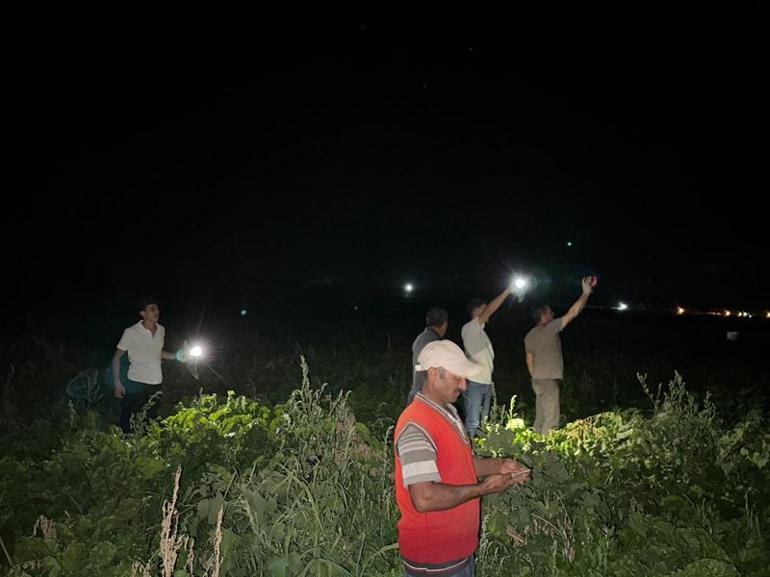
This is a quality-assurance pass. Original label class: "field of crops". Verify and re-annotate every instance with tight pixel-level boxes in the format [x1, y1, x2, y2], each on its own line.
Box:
[1, 311, 768, 576]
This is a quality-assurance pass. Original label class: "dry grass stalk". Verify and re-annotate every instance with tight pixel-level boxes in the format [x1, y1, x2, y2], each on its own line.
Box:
[131, 561, 152, 577]
[212, 505, 224, 577]
[32, 515, 56, 541]
[160, 466, 188, 577]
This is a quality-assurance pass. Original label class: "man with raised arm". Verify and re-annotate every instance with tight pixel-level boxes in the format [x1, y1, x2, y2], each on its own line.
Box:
[525, 276, 595, 435]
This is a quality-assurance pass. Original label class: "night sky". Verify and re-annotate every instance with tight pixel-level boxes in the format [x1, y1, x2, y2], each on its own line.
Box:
[4, 6, 767, 333]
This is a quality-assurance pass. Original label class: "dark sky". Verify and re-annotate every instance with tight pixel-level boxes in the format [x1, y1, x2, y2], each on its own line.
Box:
[4, 5, 767, 325]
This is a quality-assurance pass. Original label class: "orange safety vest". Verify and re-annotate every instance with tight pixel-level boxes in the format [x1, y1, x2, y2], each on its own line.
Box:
[394, 397, 480, 564]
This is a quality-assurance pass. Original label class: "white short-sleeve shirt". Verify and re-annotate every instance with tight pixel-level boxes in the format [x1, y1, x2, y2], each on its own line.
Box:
[461, 317, 494, 385]
[117, 321, 165, 385]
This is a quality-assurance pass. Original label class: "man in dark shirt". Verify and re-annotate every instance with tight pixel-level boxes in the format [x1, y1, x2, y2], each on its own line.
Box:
[407, 307, 448, 403]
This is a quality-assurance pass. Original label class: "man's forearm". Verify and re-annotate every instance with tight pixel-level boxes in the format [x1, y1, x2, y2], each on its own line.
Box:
[568, 292, 590, 318]
[410, 482, 482, 513]
[481, 286, 513, 322]
[112, 351, 123, 384]
[474, 457, 503, 478]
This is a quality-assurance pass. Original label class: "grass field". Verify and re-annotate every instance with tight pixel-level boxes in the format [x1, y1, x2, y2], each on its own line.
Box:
[1, 307, 768, 576]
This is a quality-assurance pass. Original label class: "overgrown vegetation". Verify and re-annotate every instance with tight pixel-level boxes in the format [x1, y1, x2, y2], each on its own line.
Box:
[1, 322, 768, 576]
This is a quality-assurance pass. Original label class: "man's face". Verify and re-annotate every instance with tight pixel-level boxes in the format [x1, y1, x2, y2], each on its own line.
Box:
[540, 307, 554, 324]
[436, 321, 448, 338]
[428, 367, 467, 404]
[472, 304, 487, 319]
[140, 304, 160, 323]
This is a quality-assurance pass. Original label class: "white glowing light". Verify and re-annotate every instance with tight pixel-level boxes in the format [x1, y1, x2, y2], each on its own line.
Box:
[567, 241, 573, 247]
[514, 277, 528, 290]
[190, 345, 203, 358]
[766, 311, 770, 319]
[724, 310, 732, 317]
[404, 283, 414, 293]
[240, 309, 247, 317]
[617, 302, 629, 312]
[676, 306, 685, 315]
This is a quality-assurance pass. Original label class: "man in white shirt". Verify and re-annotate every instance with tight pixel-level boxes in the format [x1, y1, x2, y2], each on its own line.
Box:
[112, 297, 180, 432]
[460, 284, 513, 438]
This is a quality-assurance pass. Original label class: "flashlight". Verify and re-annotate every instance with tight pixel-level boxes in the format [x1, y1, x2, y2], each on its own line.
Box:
[176, 341, 205, 363]
[513, 277, 527, 290]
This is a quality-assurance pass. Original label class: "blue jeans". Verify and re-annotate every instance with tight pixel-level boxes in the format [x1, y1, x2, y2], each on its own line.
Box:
[462, 381, 492, 438]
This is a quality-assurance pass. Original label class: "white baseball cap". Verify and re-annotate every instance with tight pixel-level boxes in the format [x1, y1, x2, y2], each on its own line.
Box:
[415, 340, 482, 379]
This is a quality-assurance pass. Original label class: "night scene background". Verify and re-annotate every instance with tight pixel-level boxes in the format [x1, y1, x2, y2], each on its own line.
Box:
[1, 5, 769, 575]
[5, 6, 767, 332]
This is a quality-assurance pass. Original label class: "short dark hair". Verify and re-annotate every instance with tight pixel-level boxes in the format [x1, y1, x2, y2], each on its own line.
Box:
[467, 298, 485, 315]
[425, 307, 448, 328]
[137, 296, 160, 313]
[532, 305, 551, 322]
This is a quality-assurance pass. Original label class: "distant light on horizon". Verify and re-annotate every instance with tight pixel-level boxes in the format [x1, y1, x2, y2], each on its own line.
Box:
[190, 345, 203, 358]
[724, 310, 732, 317]
[404, 283, 414, 294]
[567, 241, 573, 247]
[676, 306, 685, 315]
[240, 309, 247, 317]
[616, 302, 629, 312]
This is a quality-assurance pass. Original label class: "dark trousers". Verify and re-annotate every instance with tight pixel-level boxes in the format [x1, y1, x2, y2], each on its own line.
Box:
[120, 381, 159, 433]
[404, 556, 474, 577]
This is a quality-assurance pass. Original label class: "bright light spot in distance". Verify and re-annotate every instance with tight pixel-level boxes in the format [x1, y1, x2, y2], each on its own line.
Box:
[190, 345, 203, 358]
[514, 277, 527, 290]
[617, 302, 629, 312]
[676, 306, 685, 315]
[240, 309, 247, 317]
[404, 283, 414, 293]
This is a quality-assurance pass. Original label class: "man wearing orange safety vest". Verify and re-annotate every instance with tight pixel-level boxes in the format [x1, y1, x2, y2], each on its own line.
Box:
[394, 340, 531, 576]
